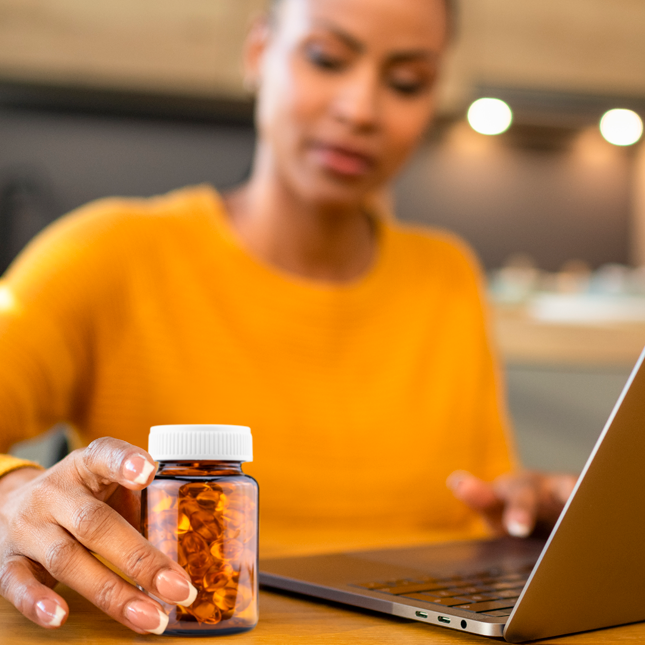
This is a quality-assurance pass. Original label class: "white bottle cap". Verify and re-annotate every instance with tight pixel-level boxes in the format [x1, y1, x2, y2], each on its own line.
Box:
[148, 424, 253, 462]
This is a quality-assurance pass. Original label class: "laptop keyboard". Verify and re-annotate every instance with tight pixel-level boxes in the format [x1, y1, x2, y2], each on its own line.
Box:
[352, 564, 534, 618]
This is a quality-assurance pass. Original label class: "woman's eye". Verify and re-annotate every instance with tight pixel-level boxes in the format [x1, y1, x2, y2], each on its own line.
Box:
[305, 44, 347, 71]
[388, 69, 434, 97]
[389, 79, 426, 96]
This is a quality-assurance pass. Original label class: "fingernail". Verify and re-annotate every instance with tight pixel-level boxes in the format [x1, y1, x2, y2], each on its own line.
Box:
[124, 600, 168, 635]
[506, 519, 531, 538]
[156, 569, 198, 607]
[446, 470, 469, 491]
[35, 599, 66, 627]
[123, 455, 156, 485]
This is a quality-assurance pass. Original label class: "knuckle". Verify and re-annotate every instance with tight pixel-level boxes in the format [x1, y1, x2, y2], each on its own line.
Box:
[76, 439, 126, 490]
[11, 508, 33, 536]
[2, 484, 49, 533]
[122, 544, 157, 581]
[93, 576, 123, 615]
[70, 501, 112, 542]
[43, 538, 78, 577]
[79, 441, 107, 475]
[84, 438, 111, 462]
[0, 559, 21, 598]
[64, 447, 84, 465]
[86, 437, 127, 464]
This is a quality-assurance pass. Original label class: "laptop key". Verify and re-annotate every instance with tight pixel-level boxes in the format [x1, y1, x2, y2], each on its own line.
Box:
[487, 581, 526, 590]
[500, 573, 528, 581]
[459, 593, 499, 602]
[402, 594, 472, 607]
[448, 586, 486, 595]
[380, 582, 451, 595]
[457, 599, 519, 613]
[423, 589, 464, 598]
[476, 577, 514, 586]
[496, 589, 524, 599]
[486, 610, 513, 617]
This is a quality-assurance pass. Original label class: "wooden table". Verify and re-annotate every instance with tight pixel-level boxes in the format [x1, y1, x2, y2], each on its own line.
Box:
[2, 583, 645, 644]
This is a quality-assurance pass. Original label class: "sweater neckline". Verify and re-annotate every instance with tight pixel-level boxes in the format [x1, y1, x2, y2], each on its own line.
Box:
[199, 185, 393, 301]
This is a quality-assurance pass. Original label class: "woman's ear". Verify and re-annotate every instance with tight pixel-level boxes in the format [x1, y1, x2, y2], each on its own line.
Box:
[243, 15, 271, 94]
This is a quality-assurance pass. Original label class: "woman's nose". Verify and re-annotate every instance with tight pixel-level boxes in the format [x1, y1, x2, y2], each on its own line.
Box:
[330, 66, 380, 132]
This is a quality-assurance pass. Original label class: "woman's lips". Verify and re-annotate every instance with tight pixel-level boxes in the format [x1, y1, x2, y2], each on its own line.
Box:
[309, 143, 375, 178]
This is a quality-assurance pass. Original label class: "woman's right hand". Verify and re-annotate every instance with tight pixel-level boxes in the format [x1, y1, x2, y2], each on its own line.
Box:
[0, 437, 198, 634]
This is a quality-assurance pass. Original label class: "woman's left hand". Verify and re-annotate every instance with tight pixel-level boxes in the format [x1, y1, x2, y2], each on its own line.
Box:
[447, 470, 578, 538]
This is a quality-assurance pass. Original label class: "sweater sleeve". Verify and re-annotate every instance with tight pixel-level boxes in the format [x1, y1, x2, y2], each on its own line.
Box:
[0, 199, 129, 452]
[0, 455, 44, 478]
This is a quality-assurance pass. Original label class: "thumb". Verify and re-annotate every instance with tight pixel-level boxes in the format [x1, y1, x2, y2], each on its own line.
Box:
[54, 437, 157, 499]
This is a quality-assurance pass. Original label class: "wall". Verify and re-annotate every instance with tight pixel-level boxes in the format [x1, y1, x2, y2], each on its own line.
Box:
[1, 0, 644, 114]
[0, 104, 255, 270]
[506, 365, 631, 472]
[395, 123, 632, 270]
[0, 0, 263, 98]
[0, 103, 632, 272]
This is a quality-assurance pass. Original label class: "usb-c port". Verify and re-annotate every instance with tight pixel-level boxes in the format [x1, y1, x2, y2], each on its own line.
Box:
[415, 611, 428, 618]
[438, 616, 451, 624]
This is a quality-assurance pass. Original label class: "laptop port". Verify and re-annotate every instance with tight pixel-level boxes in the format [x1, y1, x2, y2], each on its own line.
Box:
[415, 611, 428, 619]
[438, 616, 451, 624]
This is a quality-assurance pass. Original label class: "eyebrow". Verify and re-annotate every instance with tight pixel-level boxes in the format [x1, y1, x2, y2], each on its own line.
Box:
[313, 20, 439, 64]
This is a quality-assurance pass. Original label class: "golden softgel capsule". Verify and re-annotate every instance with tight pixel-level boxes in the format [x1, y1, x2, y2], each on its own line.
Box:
[142, 425, 258, 636]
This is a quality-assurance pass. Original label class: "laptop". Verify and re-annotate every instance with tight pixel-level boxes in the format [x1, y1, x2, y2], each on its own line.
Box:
[259, 347, 645, 642]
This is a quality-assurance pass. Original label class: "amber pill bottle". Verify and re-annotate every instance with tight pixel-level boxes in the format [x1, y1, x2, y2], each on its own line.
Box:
[142, 424, 258, 636]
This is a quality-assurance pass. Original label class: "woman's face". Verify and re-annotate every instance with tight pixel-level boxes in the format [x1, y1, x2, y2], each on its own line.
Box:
[248, 0, 449, 208]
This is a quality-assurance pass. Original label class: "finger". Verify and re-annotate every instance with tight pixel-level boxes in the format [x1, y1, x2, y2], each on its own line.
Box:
[447, 471, 501, 511]
[0, 556, 68, 629]
[52, 494, 197, 607]
[548, 474, 578, 505]
[32, 526, 169, 635]
[447, 471, 505, 532]
[59, 437, 157, 496]
[495, 476, 539, 538]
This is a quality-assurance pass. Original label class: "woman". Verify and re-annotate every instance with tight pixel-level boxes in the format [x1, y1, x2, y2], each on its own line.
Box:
[0, 0, 575, 635]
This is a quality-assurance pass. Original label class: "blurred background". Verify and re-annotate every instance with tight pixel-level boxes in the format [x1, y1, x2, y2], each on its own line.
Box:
[2, 0, 645, 473]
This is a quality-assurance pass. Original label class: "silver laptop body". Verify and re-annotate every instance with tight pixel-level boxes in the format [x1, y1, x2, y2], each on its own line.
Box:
[260, 347, 645, 642]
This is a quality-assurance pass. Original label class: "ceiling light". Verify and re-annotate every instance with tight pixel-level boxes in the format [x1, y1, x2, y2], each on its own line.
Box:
[467, 98, 513, 136]
[599, 109, 643, 146]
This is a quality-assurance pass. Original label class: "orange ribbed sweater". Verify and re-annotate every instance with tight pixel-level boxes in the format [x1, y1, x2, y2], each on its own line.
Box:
[0, 185, 514, 551]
